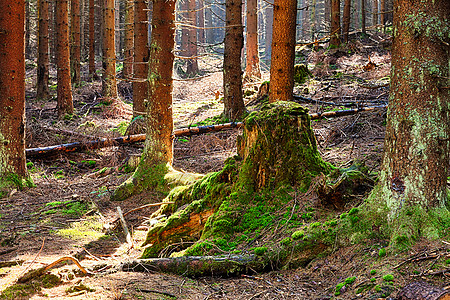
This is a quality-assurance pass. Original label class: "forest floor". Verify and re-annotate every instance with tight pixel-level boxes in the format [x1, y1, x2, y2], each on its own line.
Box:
[0, 32, 449, 299]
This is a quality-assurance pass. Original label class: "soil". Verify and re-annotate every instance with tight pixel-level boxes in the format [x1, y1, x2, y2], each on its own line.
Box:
[1, 32, 449, 299]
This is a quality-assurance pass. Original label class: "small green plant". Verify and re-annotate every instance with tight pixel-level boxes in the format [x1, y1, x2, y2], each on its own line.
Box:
[382, 274, 394, 282]
[446, 259, 450, 264]
[291, 230, 304, 240]
[370, 278, 376, 282]
[253, 247, 268, 256]
[370, 269, 377, 275]
[375, 285, 381, 292]
[280, 237, 292, 246]
[335, 282, 345, 296]
[113, 121, 129, 135]
[378, 248, 386, 257]
[344, 276, 356, 285]
[26, 162, 33, 168]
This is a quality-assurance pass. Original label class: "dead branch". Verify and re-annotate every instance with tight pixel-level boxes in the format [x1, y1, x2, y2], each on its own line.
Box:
[117, 206, 133, 246]
[122, 254, 265, 277]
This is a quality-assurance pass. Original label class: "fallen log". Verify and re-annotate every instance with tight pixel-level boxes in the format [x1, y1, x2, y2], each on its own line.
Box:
[122, 254, 265, 277]
[26, 105, 387, 158]
[397, 282, 450, 300]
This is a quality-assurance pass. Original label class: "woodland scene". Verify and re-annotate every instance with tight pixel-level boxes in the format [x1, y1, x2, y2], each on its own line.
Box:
[0, 0, 449, 299]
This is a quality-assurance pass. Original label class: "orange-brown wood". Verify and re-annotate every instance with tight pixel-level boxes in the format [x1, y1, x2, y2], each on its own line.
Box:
[37, 0, 50, 100]
[102, 0, 118, 99]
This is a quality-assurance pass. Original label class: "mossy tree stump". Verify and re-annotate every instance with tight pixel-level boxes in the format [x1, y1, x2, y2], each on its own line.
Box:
[142, 102, 332, 259]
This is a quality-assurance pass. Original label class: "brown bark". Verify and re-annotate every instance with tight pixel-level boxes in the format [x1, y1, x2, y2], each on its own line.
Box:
[71, 0, 82, 85]
[50, 0, 57, 65]
[330, 0, 340, 47]
[244, 0, 261, 81]
[223, 0, 245, 120]
[25, 0, 32, 60]
[89, 0, 96, 78]
[37, 0, 50, 100]
[133, 0, 149, 117]
[0, 0, 27, 177]
[370, 0, 450, 247]
[205, 2, 213, 44]
[56, 0, 74, 117]
[123, 0, 134, 79]
[102, 0, 119, 99]
[269, 0, 297, 103]
[361, 0, 366, 33]
[380, 0, 385, 31]
[397, 282, 450, 300]
[144, 0, 177, 164]
[197, 0, 205, 46]
[372, 0, 378, 27]
[343, 0, 351, 42]
[264, 3, 273, 61]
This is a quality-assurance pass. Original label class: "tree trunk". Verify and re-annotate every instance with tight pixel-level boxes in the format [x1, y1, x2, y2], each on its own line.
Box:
[205, 1, 213, 44]
[144, 0, 177, 164]
[89, 0, 96, 79]
[71, 0, 82, 85]
[397, 282, 450, 300]
[330, 0, 340, 47]
[342, 0, 351, 42]
[361, 0, 366, 33]
[123, 0, 134, 79]
[380, 0, 385, 32]
[367, 0, 450, 249]
[324, 0, 330, 30]
[310, 0, 316, 40]
[0, 0, 27, 178]
[372, 0, 378, 27]
[186, 0, 199, 76]
[102, 0, 119, 99]
[132, 0, 149, 117]
[37, 0, 50, 100]
[243, 0, 261, 81]
[268, 0, 297, 103]
[302, 0, 309, 39]
[197, 0, 205, 47]
[264, 2, 273, 62]
[25, 0, 32, 60]
[56, 0, 74, 117]
[223, 0, 245, 120]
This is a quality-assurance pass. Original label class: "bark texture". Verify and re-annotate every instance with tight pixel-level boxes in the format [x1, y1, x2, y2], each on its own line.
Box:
[330, 0, 340, 47]
[37, 0, 50, 100]
[0, 0, 27, 178]
[244, 0, 261, 81]
[89, 0, 96, 78]
[223, 0, 245, 120]
[56, 0, 74, 117]
[123, 0, 134, 79]
[186, 0, 199, 75]
[269, 0, 297, 103]
[102, 0, 119, 99]
[343, 0, 351, 42]
[71, 0, 82, 85]
[369, 0, 450, 248]
[132, 0, 149, 117]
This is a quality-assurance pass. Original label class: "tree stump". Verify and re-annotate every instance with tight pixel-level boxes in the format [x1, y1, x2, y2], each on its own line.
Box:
[397, 282, 450, 300]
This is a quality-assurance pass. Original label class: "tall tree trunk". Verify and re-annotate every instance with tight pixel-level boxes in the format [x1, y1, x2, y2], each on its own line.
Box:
[123, 0, 134, 79]
[37, 0, 50, 100]
[133, 0, 149, 117]
[186, 0, 199, 75]
[56, 0, 74, 117]
[361, 0, 366, 33]
[380, 0, 385, 32]
[102, 0, 118, 99]
[25, 0, 32, 60]
[264, 1, 273, 62]
[372, 0, 378, 27]
[342, 0, 351, 42]
[71, 0, 82, 85]
[244, 0, 261, 81]
[269, 0, 297, 103]
[197, 0, 205, 47]
[51, 0, 57, 65]
[223, 0, 245, 120]
[205, 1, 214, 44]
[0, 0, 27, 179]
[367, 0, 450, 249]
[89, 0, 96, 79]
[324, 0, 331, 29]
[330, 0, 340, 47]
[302, 0, 309, 39]
[310, 0, 316, 40]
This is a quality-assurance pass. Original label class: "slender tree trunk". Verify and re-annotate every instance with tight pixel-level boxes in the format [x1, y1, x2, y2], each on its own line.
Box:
[197, 0, 206, 47]
[244, 0, 261, 81]
[302, 0, 309, 39]
[56, 0, 74, 117]
[71, 0, 82, 85]
[310, 0, 316, 40]
[25, 0, 32, 60]
[324, 0, 331, 29]
[367, 0, 450, 249]
[361, 0, 366, 33]
[223, 0, 245, 120]
[51, 0, 57, 65]
[89, 0, 96, 79]
[144, 0, 177, 164]
[380, 0, 385, 32]
[102, 0, 119, 99]
[133, 0, 149, 117]
[123, 0, 134, 79]
[330, 0, 340, 47]
[205, 1, 214, 44]
[0, 0, 27, 179]
[37, 0, 50, 100]
[372, 0, 378, 27]
[269, 0, 297, 103]
[186, 0, 199, 75]
[343, 0, 351, 42]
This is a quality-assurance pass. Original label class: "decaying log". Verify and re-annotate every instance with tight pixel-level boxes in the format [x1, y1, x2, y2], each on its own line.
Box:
[26, 106, 386, 158]
[397, 282, 450, 300]
[122, 254, 264, 277]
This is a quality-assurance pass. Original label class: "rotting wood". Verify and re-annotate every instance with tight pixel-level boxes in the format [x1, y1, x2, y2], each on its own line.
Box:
[121, 254, 265, 277]
[117, 206, 133, 246]
[26, 105, 387, 158]
[397, 281, 450, 300]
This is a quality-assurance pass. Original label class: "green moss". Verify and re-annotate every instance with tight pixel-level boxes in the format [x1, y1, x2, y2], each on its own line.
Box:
[370, 269, 377, 275]
[253, 247, 268, 256]
[378, 248, 386, 257]
[375, 285, 381, 292]
[292, 230, 305, 240]
[371, 278, 376, 282]
[335, 282, 345, 296]
[345, 276, 356, 284]
[293, 64, 312, 84]
[382, 274, 394, 281]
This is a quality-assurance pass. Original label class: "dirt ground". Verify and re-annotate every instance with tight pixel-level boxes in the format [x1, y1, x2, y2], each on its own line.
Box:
[1, 32, 449, 299]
